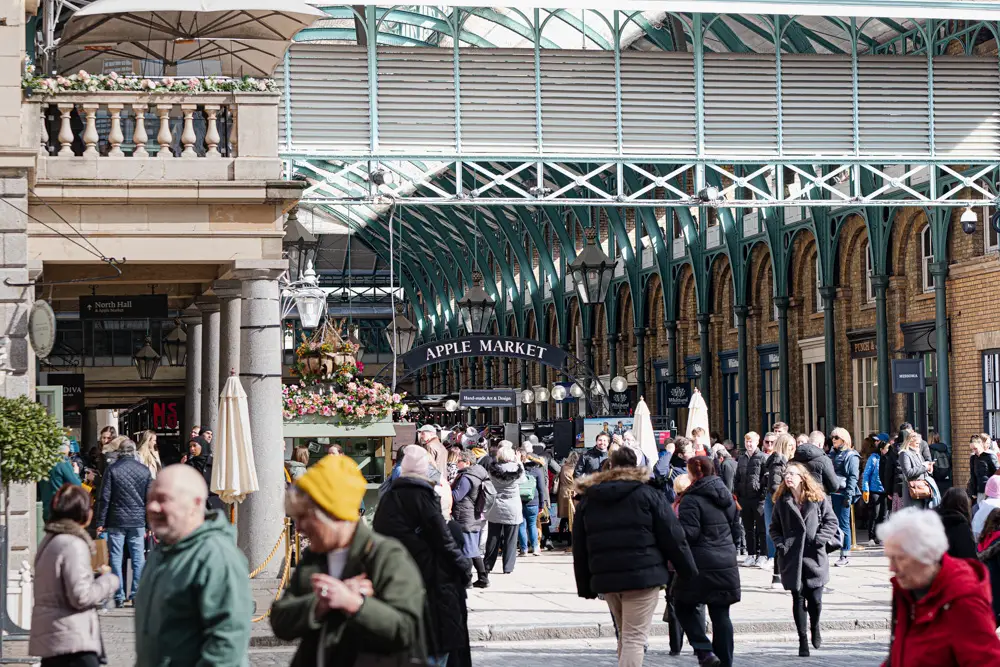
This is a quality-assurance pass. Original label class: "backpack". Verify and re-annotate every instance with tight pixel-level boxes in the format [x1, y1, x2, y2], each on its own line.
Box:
[930, 446, 952, 484]
[518, 474, 537, 503]
[474, 476, 498, 519]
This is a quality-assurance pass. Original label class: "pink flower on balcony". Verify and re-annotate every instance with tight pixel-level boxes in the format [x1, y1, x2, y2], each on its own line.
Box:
[163, 77, 175, 87]
[256, 80, 268, 91]
[187, 78, 200, 88]
[108, 71, 119, 80]
[77, 70, 90, 81]
[56, 76, 69, 87]
[141, 79, 157, 90]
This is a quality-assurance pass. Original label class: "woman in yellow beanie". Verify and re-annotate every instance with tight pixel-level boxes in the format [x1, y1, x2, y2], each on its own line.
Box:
[270, 455, 427, 666]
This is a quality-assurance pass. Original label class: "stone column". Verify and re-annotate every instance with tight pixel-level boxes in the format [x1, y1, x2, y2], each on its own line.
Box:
[180, 306, 203, 437]
[774, 296, 791, 423]
[197, 297, 220, 433]
[820, 286, 838, 427]
[930, 262, 951, 447]
[0, 167, 37, 562]
[872, 275, 892, 434]
[234, 269, 285, 575]
[214, 280, 242, 386]
[734, 306, 750, 439]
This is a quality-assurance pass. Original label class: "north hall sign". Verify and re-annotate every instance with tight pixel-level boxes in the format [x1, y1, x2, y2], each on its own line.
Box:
[401, 336, 568, 371]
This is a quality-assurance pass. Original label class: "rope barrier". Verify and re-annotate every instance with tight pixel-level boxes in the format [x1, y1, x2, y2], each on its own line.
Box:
[251, 534, 294, 623]
[248, 519, 290, 580]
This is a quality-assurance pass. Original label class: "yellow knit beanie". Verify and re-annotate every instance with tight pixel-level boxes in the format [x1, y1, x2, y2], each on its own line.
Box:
[295, 454, 366, 521]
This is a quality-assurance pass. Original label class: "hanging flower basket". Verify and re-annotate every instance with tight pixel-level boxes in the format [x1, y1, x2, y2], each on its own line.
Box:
[291, 321, 361, 384]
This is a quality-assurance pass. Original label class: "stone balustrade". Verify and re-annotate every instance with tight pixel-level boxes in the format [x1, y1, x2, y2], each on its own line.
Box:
[26, 92, 281, 182]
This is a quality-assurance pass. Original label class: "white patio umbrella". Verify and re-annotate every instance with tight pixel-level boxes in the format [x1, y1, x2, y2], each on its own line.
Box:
[60, 0, 324, 46]
[631, 396, 659, 467]
[58, 38, 290, 77]
[211, 372, 259, 504]
[685, 387, 711, 441]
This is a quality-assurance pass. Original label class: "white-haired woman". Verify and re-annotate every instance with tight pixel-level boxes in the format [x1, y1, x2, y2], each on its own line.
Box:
[879, 508, 1000, 666]
[483, 445, 524, 575]
[899, 431, 933, 510]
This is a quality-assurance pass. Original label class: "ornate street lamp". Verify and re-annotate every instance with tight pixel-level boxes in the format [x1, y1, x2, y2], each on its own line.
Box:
[289, 261, 327, 329]
[133, 336, 161, 381]
[162, 319, 187, 367]
[385, 305, 418, 355]
[456, 271, 496, 335]
[569, 228, 615, 305]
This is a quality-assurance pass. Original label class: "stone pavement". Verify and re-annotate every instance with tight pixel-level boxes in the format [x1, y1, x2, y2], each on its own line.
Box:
[0, 545, 892, 664]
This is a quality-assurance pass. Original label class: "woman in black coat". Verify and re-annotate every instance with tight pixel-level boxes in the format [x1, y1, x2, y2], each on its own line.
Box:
[768, 461, 841, 657]
[674, 456, 742, 667]
[372, 446, 472, 667]
[573, 447, 697, 667]
[937, 487, 977, 560]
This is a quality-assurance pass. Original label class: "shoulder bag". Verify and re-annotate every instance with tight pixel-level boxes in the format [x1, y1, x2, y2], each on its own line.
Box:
[904, 451, 932, 500]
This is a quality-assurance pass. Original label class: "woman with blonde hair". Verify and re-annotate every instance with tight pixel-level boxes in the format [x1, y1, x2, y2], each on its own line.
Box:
[829, 427, 861, 566]
[770, 461, 840, 657]
[899, 431, 933, 510]
[135, 430, 161, 479]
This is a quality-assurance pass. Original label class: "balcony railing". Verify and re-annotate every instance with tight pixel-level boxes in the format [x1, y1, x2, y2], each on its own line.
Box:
[27, 92, 281, 181]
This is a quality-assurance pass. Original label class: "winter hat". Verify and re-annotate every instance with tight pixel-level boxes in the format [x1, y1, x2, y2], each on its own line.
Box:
[417, 424, 437, 434]
[295, 454, 366, 521]
[400, 445, 431, 477]
[986, 476, 1000, 500]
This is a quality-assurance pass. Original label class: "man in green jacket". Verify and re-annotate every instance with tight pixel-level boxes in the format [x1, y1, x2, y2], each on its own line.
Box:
[40, 443, 81, 522]
[271, 454, 426, 666]
[135, 465, 251, 667]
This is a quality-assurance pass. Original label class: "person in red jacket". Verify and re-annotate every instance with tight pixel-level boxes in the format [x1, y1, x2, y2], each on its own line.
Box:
[878, 507, 1000, 667]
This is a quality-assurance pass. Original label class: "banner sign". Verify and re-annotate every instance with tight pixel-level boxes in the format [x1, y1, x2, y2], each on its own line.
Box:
[80, 294, 168, 320]
[892, 359, 926, 394]
[402, 336, 568, 371]
[609, 388, 634, 415]
[47, 373, 85, 428]
[460, 389, 518, 408]
[663, 382, 692, 408]
[850, 338, 878, 359]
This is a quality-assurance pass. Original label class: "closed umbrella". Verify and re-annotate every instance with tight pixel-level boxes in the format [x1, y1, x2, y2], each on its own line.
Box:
[59, 0, 324, 46]
[212, 372, 259, 504]
[685, 387, 710, 441]
[632, 396, 658, 467]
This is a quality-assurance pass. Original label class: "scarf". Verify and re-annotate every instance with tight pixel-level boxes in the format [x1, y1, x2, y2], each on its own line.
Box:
[44, 518, 96, 555]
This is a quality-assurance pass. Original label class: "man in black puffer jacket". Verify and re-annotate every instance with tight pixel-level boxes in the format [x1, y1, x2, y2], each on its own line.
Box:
[793, 433, 841, 495]
[734, 433, 767, 567]
[96, 439, 151, 607]
[674, 455, 742, 667]
[573, 447, 697, 666]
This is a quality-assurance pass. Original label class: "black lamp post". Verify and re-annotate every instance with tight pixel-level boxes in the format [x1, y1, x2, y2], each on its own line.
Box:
[456, 271, 496, 335]
[569, 227, 615, 305]
[386, 305, 418, 354]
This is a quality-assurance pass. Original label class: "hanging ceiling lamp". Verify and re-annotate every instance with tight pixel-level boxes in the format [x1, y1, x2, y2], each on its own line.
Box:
[161, 319, 187, 367]
[385, 304, 418, 355]
[457, 271, 496, 335]
[569, 227, 615, 305]
[133, 336, 161, 381]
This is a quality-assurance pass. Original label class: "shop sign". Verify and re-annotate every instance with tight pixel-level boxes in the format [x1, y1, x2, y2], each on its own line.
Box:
[609, 389, 633, 415]
[459, 389, 517, 408]
[46, 373, 84, 429]
[402, 336, 567, 371]
[80, 294, 168, 320]
[719, 352, 739, 375]
[663, 382, 692, 408]
[850, 338, 878, 359]
[28, 300, 56, 359]
[892, 359, 926, 394]
[152, 400, 180, 430]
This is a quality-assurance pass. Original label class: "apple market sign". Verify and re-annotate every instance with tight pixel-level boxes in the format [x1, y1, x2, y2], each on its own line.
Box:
[401, 336, 568, 371]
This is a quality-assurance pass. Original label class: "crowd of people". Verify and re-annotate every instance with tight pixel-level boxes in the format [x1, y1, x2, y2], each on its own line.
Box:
[26, 416, 1000, 667]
